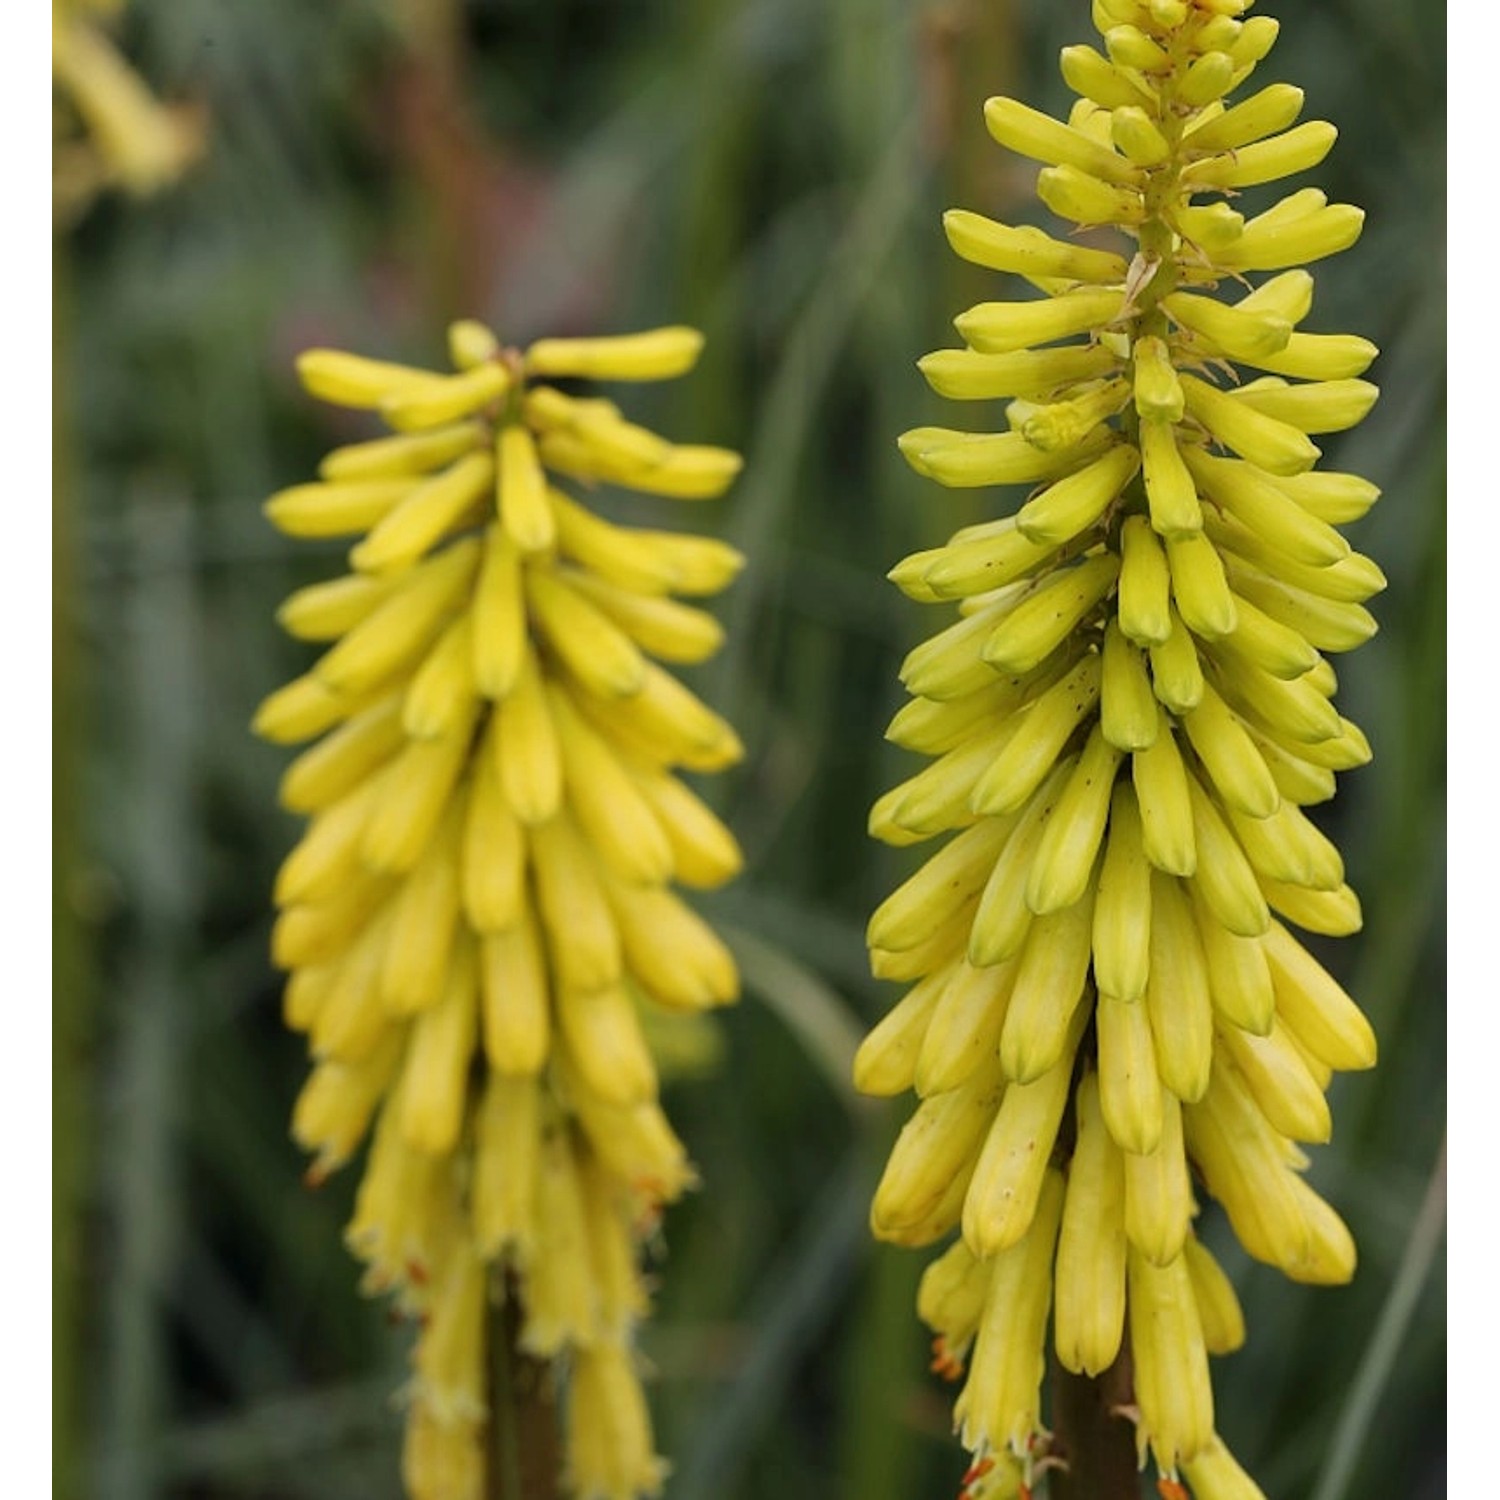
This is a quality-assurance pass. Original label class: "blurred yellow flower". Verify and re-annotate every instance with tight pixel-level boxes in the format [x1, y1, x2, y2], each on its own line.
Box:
[52, 0, 205, 225]
[858, 0, 1380, 1493]
[260, 315, 744, 1500]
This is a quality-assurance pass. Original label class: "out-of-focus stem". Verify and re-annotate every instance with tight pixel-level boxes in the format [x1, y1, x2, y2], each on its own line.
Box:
[490, 1287, 561, 1500]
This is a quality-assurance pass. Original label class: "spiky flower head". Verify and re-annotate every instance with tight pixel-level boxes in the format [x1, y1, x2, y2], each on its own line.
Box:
[858, 1, 1381, 1492]
[52, 0, 205, 225]
[258, 317, 745, 1500]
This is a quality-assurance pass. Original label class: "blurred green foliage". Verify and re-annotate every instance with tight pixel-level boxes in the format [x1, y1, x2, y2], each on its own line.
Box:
[55, 2, 1444, 1498]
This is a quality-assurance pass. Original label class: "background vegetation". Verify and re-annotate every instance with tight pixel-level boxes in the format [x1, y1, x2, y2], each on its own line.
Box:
[54, 1, 1445, 1497]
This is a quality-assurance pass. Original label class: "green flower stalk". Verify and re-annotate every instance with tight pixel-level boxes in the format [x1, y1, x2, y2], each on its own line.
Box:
[857, 2, 1381, 1495]
[257, 318, 744, 1500]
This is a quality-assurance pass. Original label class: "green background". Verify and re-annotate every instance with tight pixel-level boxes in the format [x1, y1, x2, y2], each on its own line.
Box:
[54, 1, 1445, 1497]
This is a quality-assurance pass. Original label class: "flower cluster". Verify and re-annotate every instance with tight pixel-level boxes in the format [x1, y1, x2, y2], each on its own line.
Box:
[257, 318, 744, 1500]
[857, 2, 1380, 1495]
[52, 0, 204, 225]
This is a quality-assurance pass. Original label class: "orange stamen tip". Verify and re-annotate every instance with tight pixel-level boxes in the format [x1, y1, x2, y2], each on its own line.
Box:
[406, 1259, 429, 1286]
[1158, 1481, 1190, 1500]
[1019, 1485, 1033, 1500]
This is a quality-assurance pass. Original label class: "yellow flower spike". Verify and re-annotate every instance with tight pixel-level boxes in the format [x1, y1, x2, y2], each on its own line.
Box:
[858, 3, 1380, 1487]
[261, 317, 742, 1496]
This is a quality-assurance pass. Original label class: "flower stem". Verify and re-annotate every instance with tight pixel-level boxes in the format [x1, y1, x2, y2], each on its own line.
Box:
[1048, 1352, 1140, 1500]
[489, 1283, 561, 1500]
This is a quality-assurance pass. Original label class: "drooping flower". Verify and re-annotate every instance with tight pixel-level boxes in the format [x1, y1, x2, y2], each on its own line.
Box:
[259, 316, 744, 1500]
[857, 1, 1379, 1493]
[52, 0, 205, 225]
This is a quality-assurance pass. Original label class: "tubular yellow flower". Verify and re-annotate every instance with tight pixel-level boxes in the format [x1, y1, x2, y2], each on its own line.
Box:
[261, 318, 743, 1500]
[859, 3, 1379, 1493]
